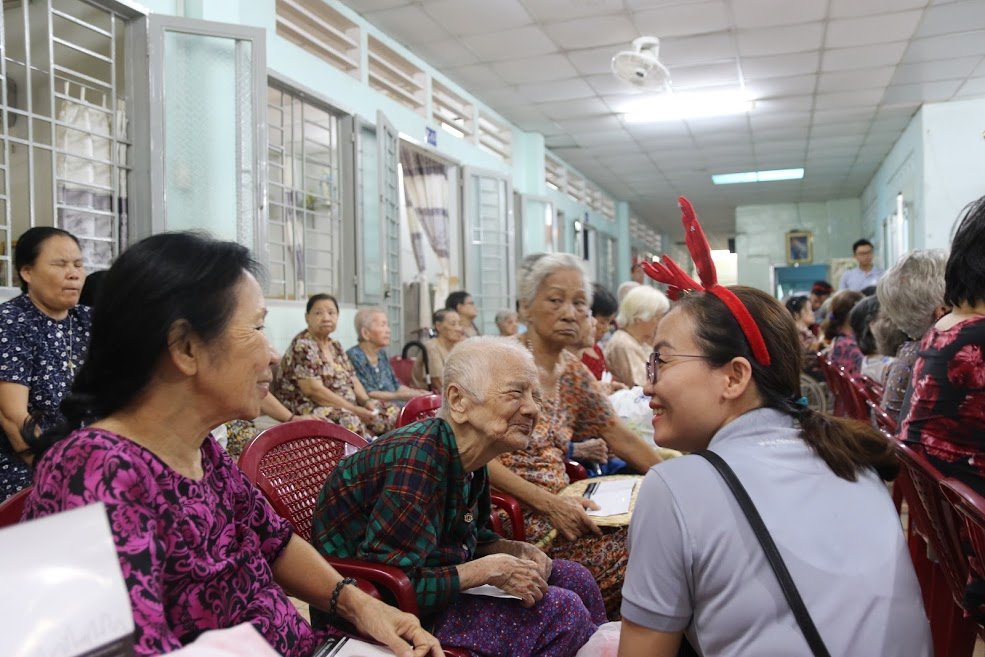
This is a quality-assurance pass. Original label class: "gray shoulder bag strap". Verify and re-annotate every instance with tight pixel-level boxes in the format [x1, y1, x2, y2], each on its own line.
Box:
[696, 450, 832, 657]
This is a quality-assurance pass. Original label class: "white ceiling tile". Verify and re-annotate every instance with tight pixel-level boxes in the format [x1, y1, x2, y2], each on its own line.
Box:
[624, 120, 692, 137]
[754, 95, 814, 112]
[574, 129, 635, 146]
[632, 2, 730, 37]
[730, 0, 827, 28]
[820, 42, 908, 71]
[604, 93, 654, 113]
[558, 116, 626, 132]
[751, 126, 810, 141]
[828, 0, 928, 19]
[890, 57, 982, 85]
[492, 54, 578, 84]
[826, 11, 923, 49]
[343, 0, 413, 12]
[811, 122, 870, 138]
[915, 0, 985, 38]
[811, 107, 876, 124]
[813, 89, 884, 110]
[364, 6, 448, 44]
[749, 110, 812, 128]
[474, 87, 529, 107]
[737, 23, 823, 57]
[497, 104, 550, 123]
[422, 0, 533, 36]
[955, 76, 985, 97]
[410, 39, 479, 68]
[516, 77, 597, 102]
[881, 79, 964, 104]
[746, 74, 817, 99]
[586, 73, 649, 95]
[901, 31, 985, 62]
[568, 44, 629, 75]
[976, 60, 985, 76]
[513, 119, 563, 134]
[658, 32, 736, 66]
[462, 26, 557, 62]
[520, 0, 625, 22]
[667, 61, 741, 89]
[444, 64, 507, 90]
[536, 97, 611, 119]
[817, 67, 895, 93]
[742, 52, 820, 79]
[544, 15, 638, 50]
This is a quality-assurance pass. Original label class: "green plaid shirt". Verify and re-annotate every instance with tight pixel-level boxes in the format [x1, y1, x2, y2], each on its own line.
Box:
[312, 418, 500, 615]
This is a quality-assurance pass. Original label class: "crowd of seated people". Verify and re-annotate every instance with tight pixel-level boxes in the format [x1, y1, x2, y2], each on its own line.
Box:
[12, 194, 985, 656]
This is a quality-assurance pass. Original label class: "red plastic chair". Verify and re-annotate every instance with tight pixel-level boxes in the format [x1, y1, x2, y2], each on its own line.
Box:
[896, 443, 977, 657]
[941, 478, 985, 634]
[389, 356, 415, 387]
[489, 490, 526, 542]
[0, 487, 30, 529]
[566, 460, 589, 482]
[239, 420, 419, 615]
[396, 394, 443, 428]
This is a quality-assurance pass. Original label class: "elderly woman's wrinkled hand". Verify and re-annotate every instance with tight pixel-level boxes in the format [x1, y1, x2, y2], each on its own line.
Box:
[492, 539, 554, 580]
[481, 554, 549, 608]
[571, 438, 608, 464]
[547, 496, 602, 542]
[348, 593, 445, 657]
[353, 406, 378, 423]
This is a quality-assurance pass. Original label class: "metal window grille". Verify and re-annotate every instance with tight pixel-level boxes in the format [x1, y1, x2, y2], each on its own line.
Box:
[1, 0, 130, 285]
[266, 81, 341, 299]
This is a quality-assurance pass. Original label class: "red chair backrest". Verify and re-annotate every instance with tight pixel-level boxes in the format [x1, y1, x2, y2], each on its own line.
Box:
[396, 394, 442, 428]
[566, 460, 588, 483]
[941, 478, 985, 586]
[0, 487, 31, 529]
[238, 420, 367, 541]
[844, 373, 877, 422]
[896, 443, 968, 608]
[389, 356, 415, 387]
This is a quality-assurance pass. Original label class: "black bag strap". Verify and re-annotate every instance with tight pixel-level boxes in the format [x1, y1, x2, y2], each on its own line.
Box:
[696, 450, 832, 657]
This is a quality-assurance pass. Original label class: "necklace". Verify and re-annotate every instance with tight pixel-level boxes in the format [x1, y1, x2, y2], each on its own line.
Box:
[522, 335, 564, 440]
[57, 315, 76, 374]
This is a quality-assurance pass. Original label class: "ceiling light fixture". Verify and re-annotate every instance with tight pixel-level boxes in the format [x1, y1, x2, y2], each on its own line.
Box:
[622, 90, 754, 123]
[711, 168, 805, 185]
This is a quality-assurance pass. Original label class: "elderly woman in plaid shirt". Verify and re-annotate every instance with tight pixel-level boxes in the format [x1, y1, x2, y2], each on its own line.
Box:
[312, 337, 606, 657]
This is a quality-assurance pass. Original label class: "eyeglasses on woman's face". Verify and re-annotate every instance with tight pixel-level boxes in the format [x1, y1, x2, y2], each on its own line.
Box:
[646, 351, 713, 385]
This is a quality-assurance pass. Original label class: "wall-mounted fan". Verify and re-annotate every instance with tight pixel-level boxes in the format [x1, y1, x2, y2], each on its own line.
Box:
[611, 36, 671, 90]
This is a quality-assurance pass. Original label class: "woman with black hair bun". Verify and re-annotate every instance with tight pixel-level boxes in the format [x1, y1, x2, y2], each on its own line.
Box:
[0, 227, 90, 501]
[22, 232, 442, 657]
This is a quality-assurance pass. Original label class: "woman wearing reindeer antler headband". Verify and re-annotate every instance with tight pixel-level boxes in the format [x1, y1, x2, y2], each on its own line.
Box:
[618, 198, 930, 657]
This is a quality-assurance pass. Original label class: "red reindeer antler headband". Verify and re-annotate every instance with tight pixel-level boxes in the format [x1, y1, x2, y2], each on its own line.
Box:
[640, 197, 771, 366]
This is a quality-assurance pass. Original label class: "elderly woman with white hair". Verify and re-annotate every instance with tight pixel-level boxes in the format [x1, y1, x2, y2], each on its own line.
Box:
[313, 337, 606, 656]
[491, 253, 663, 618]
[347, 307, 430, 407]
[604, 285, 670, 387]
[876, 249, 949, 422]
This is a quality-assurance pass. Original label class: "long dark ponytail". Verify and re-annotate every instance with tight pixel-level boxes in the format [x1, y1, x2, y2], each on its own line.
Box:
[27, 232, 260, 455]
[678, 286, 898, 481]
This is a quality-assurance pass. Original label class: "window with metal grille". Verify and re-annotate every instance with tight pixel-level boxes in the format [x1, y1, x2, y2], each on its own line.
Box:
[545, 152, 564, 192]
[1, 0, 130, 285]
[266, 81, 342, 299]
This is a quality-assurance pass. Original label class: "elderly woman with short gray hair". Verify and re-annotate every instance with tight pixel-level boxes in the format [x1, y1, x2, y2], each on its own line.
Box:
[491, 253, 663, 618]
[347, 307, 429, 406]
[604, 285, 670, 387]
[313, 337, 606, 656]
[876, 249, 949, 422]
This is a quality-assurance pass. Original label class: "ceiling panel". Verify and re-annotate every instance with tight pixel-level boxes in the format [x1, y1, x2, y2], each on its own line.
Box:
[342, 0, 985, 241]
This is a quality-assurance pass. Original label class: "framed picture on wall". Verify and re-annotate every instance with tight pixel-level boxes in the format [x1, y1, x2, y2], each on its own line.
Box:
[786, 230, 813, 265]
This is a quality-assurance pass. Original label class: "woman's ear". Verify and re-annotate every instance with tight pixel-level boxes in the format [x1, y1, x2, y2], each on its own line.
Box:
[166, 319, 201, 376]
[444, 383, 471, 423]
[721, 356, 754, 401]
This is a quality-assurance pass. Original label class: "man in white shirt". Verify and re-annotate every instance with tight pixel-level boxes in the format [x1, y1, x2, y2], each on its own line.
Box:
[839, 239, 884, 291]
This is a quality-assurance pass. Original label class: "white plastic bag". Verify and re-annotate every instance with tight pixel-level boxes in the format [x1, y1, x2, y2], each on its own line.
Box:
[609, 386, 653, 442]
[574, 621, 621, 657]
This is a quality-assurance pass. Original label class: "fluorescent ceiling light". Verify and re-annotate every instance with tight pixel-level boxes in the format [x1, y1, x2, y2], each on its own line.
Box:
[712, 168, 804, 185]
[622, 90, 753, 123]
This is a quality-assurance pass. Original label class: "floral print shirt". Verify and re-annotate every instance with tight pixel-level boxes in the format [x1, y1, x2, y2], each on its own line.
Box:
[882, 340, 920, 423]
[0, 294, 91, 445]
[901, 316, 985, 488]
[24, 429, 335, 656]
[272, 330, 359, 415]
[829, 333, 864, 376]
[498, 351, 616, 495]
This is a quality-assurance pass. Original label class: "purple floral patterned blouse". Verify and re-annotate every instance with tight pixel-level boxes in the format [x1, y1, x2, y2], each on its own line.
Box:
[829, 333, 864, 375]
[23, 428, 337, 656]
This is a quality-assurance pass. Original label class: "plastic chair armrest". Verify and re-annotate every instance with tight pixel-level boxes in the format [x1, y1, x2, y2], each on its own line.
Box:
[326, 557, 419, 617]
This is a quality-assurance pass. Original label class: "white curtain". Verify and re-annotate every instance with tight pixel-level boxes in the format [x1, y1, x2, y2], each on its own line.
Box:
[401, 149, 451, 323]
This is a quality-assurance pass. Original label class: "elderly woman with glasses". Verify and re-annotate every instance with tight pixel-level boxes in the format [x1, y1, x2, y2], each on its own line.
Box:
[489, 253, 663, 618]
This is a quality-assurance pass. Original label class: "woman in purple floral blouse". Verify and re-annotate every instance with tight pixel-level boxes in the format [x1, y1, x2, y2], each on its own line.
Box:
[822, 290, 864, 375]
[23, 233, 442, 657]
